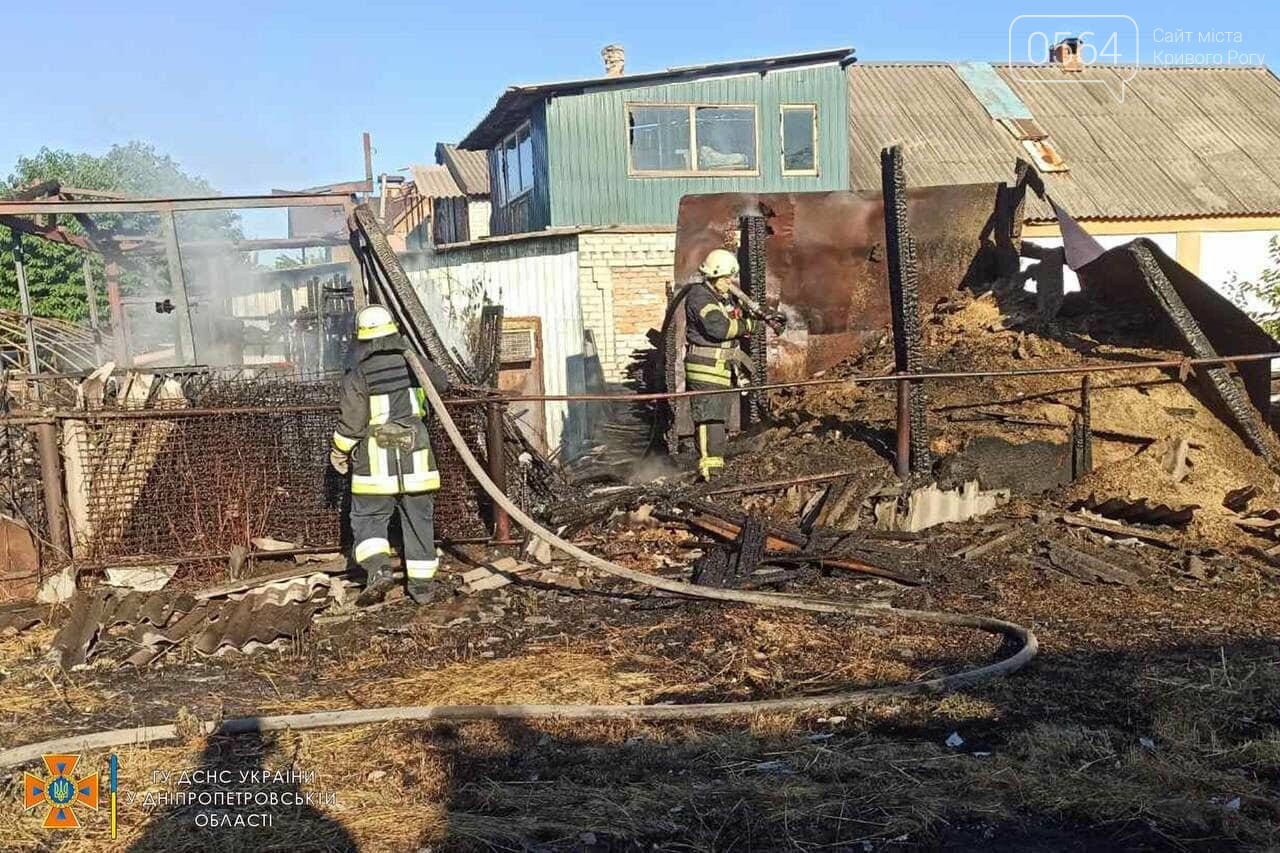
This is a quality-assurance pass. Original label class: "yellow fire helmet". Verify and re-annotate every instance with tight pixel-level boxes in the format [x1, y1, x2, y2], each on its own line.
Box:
[355, 305, 399, 340]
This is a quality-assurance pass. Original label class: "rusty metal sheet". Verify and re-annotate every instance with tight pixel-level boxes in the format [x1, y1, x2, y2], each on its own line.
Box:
[673, 186, 1007, 382]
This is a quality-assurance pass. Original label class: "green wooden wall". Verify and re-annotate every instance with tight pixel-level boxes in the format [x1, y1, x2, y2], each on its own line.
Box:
[542, 64, 848, 227]
[487, 101, 553, 235]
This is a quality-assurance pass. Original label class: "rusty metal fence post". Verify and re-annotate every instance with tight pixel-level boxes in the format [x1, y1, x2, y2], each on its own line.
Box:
[895, 379, 911, 478]
[485, 400, 510, 542]
[34, 422, 70, 557]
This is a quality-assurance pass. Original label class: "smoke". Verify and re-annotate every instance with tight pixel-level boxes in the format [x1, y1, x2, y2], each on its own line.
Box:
[119, 206, 350, 373]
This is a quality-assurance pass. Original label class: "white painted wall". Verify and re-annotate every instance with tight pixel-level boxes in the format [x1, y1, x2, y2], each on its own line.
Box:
[1199, 230, 1280, 309]
[402, 237, 585, 450]
[1022, 232, 1176, 292]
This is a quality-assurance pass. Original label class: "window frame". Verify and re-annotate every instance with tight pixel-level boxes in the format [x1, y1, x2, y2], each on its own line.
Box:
[780, 104, 819, 177]
[625, 102, 761, 178]
[497, 121, 535, 206]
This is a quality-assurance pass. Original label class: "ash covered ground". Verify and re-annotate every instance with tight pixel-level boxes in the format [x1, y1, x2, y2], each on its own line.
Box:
[3, 288, 1280, 851]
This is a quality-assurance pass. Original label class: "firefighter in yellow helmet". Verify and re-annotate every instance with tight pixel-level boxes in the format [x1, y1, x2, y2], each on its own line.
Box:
[684, 248, 759, 481]
[331, 304, 451, 606]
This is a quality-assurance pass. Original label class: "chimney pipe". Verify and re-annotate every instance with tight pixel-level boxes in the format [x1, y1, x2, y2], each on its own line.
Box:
[1051, 37, 1083, 72]
[602, 44, 625, 77]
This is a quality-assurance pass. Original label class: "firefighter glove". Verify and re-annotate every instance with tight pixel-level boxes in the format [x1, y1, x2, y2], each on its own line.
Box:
[329, 448, 350, 475]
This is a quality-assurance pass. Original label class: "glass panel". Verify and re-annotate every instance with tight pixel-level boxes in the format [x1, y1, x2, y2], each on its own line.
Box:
[491, 149, 504, 205]
[695, 107, 756, 171]
[517, 126, 534, 194]
[503, 133, 519, 200]
[782, 107, 816, 173]
[628, 107, 691, 172]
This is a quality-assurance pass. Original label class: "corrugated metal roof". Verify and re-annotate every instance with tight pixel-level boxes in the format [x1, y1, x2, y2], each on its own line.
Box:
[849, 63, 1280, 220]
[410, 164, 463, 200]
[461, 47, 854, 149]
[436, 143, 490, 196]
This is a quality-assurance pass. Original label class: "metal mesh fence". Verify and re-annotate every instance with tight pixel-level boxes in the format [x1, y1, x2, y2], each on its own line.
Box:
[0, 421, 45, 543]
[46, 367, 490, 567]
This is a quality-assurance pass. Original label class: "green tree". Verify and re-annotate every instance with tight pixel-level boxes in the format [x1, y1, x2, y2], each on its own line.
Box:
[0, 142, 242, 323]
[1225, 236, 1280, 339]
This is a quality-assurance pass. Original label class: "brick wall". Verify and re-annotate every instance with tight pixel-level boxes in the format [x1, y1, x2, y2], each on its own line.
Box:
[577, 231, 676, 383]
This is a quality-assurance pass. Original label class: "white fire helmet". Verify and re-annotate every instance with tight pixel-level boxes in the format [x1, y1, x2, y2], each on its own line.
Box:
[355, 305, 398, 340]
[698, 248, 739, 281]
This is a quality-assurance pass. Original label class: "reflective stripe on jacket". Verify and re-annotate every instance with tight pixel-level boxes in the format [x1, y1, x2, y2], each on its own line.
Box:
[684, 282, 757, 385]
[333, 342, 450, 495]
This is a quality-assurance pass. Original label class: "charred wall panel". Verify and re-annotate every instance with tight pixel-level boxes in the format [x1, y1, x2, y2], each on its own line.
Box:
[672, 186, 1006, 381]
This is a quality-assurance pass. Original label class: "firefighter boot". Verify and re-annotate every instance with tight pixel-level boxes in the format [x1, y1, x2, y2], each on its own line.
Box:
[407, 581, 444, 605]
[357, 568, 397, 607]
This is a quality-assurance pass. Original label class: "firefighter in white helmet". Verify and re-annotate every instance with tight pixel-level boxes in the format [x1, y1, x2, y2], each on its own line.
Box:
[683, 248, 760, 481]
[331, 304, 451, 606]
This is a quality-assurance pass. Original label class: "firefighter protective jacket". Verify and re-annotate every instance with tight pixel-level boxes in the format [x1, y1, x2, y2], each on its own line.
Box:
[683, 281, 757, 386]
[332, 341, 450, 495]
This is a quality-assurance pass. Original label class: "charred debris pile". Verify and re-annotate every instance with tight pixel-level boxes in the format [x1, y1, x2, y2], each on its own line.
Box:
[551, 168, 1280, 598]
[550, 279, 1280, 600]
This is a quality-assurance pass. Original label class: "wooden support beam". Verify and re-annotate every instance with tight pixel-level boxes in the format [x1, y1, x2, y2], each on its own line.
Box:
[159, 211, 197, 365]
[10, 233, 39, 379]
[0, 215, 93, 251]
[82, 255, 103, 363]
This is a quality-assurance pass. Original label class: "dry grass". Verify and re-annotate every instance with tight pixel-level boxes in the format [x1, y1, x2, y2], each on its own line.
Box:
[2, 648, 1274, 851]
[0, 627, 106, 722]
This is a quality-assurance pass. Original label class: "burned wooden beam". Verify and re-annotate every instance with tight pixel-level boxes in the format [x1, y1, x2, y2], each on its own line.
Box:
[739, 214, 768, 423]
[1127, 241, 1274, 464]
[679, 506, 920, 585]
[692, 515, 768, 588]
[1047, 511, 1178, 549]
[1041, 541, 1141, 587]
[1224, 485, 1260, 513]
[949, 525, 1021, 561]
[349, 203, 470, 384]
[880, 145, 930, 476]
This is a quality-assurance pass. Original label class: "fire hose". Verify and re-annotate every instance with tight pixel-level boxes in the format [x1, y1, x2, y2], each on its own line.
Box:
[0, 351, 1038, 769]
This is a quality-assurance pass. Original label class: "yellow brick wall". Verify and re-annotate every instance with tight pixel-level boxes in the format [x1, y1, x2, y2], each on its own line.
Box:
[577, 231, 676, 382]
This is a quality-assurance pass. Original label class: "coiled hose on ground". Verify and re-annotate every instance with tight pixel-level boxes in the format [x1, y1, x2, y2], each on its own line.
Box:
[0, 352, 1038, 769]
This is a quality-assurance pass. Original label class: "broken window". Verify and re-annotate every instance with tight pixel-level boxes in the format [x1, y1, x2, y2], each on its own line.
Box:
[694, 107, 756, 172]
[628, 106, 692, 172]
[781, 105, 818, 175]
[498, 123, 534, 204]
[627, 104, 757, 175]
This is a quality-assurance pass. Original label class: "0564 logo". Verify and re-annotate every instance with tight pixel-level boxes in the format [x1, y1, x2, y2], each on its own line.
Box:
[1008, 15, 1140, 102]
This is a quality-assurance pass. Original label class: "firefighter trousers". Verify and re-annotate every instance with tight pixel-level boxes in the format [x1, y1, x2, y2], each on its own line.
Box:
[350, 492, 439, 586]
[688, 377, 732, 480]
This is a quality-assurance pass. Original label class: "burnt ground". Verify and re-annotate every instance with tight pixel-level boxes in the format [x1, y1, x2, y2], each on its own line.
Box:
[2, 497, 1279, 852]
[3, 289, 1280, 851]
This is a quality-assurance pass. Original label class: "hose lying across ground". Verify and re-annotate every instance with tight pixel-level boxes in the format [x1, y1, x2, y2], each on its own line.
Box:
[0, 352, 1038, 769]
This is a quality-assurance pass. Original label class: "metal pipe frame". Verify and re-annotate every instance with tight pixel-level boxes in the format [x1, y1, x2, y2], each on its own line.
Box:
[34, 422, 70, 556]
[486, 401, 511, 541]
[0, 192, 355, 216]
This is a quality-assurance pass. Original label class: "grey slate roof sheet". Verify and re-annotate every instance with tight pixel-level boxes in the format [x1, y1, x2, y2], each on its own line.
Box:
[849, 62, 1280, 220]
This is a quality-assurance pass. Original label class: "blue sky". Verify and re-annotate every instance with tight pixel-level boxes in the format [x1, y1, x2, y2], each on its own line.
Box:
[4, 0, 1276, 235]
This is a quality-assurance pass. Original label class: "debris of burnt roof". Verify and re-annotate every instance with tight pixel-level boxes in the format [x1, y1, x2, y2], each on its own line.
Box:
[49, 572, 345, 670]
